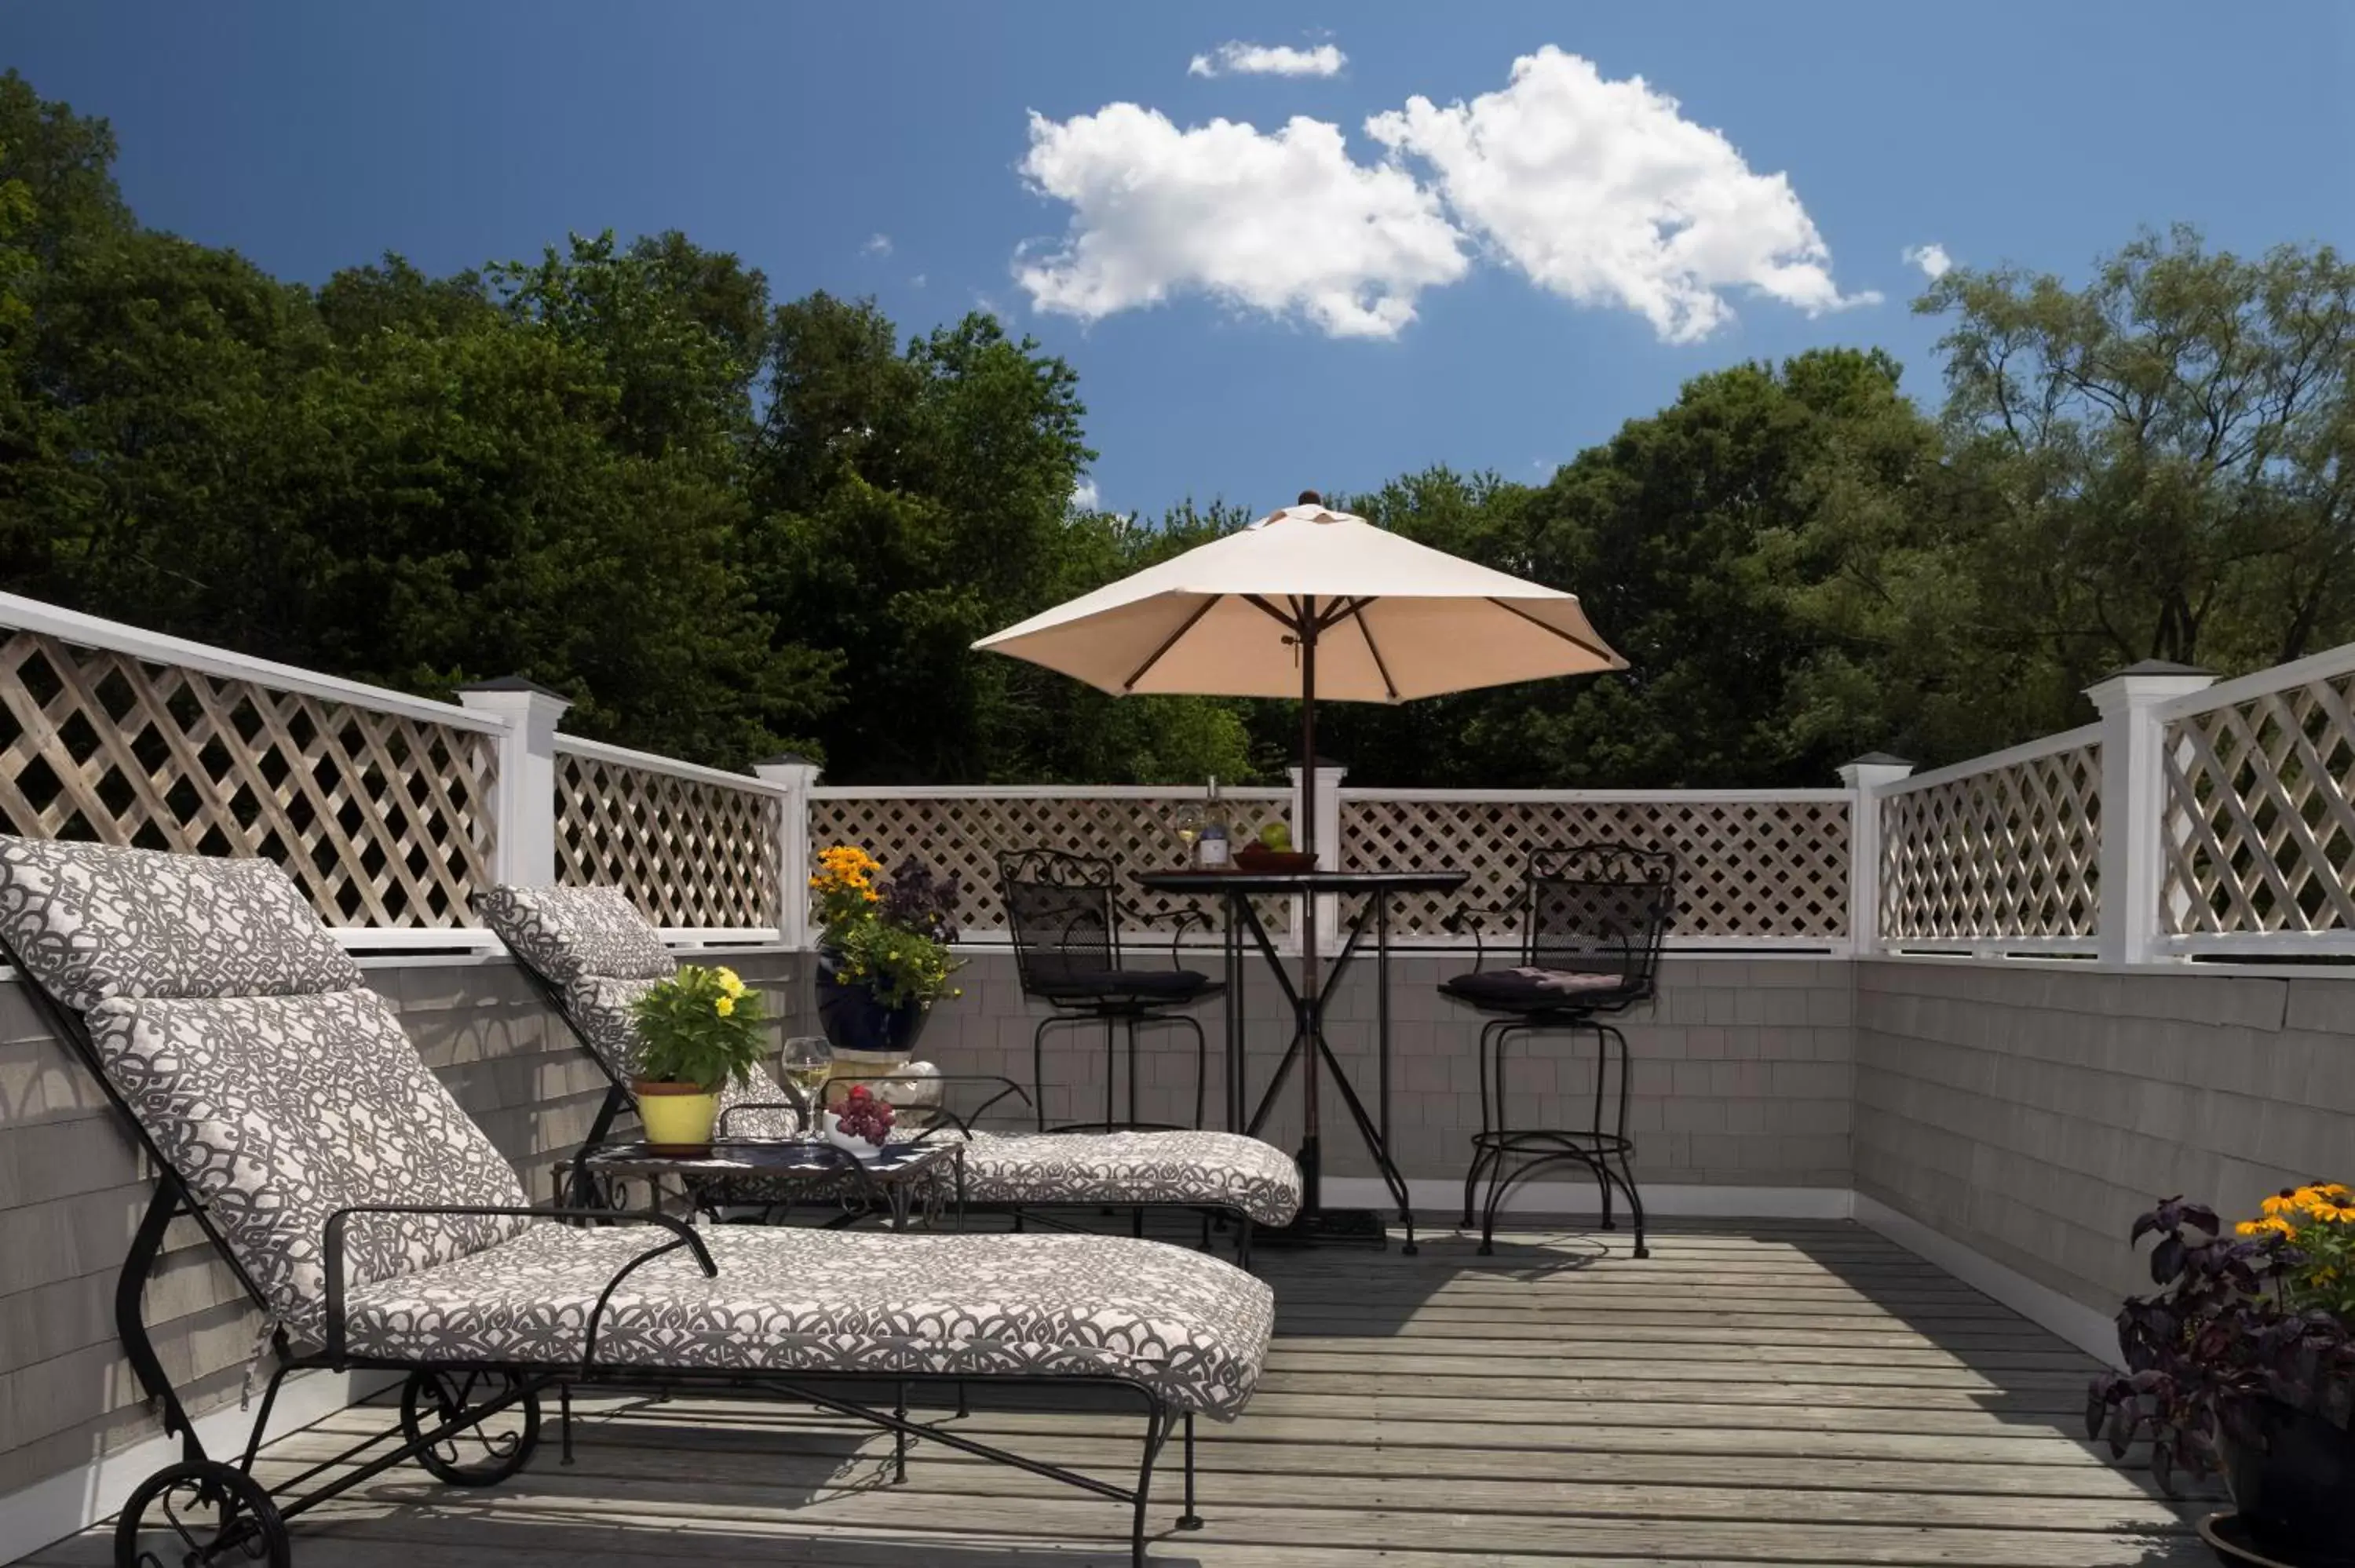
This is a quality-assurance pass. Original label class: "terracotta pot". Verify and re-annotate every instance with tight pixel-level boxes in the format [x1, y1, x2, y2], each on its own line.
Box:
[633, 1081, 719, 1154]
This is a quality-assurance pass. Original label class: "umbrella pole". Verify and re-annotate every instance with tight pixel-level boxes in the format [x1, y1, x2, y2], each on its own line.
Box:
[1298, 602, 1321, 1219]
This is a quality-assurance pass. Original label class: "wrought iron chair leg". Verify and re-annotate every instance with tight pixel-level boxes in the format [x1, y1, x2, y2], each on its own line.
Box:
[1477, 1023, 1532, 1253]
[1589, 1019, 1616, 1231]
[893, 1382, 908, 1483]
[1105, 1014, 1119, 1131]
[1604, 1023, 1646, 1256]
[1033, 1015, 1057, 1132]
[559, 1380, 575, 1465]
[1462, 1018, 1502, 1227]
[1172, 1010, 1209, 1130]
[1126, 1013, 1141, 1129]
[1177, 1411, 1203, 1530]
[1238, 1215, 1254, 1271]
[1131, 1403, 1176, 1566]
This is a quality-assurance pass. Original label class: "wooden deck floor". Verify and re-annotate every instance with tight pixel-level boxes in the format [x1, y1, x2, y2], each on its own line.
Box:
[34, 1220, 2213, 1566]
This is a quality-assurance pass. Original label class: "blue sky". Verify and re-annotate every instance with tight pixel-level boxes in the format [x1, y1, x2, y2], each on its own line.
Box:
[5, 2, 2350, 518]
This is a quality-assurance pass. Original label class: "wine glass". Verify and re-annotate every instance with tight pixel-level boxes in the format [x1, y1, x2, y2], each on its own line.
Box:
[1173, 804, 1205, 867]
[779, 1037, 834, 1137]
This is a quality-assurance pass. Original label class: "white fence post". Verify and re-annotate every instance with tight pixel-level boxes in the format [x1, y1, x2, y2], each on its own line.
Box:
[1290, 759, 1348, 946]
[457, 677, 571, 888]
[2087, 662, 2215, 965]
[1836, 753, 1915, 956]
[754, 754, 823, 949]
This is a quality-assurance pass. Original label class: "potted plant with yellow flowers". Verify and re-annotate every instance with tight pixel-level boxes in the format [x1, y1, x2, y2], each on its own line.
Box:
[627, 964, 767, 1154]
[809, 846, 962, 1123]
[2089, 1184, 2355, 1566]
[809, 846, 962, 1056]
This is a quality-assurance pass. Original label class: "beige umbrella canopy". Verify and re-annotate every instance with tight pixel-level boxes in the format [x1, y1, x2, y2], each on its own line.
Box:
[977, 494, 1625, 706]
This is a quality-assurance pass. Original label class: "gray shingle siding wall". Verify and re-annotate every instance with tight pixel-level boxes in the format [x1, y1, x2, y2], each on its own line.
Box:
[895, 953, 1856, 1188]
[1855, 959, 2346, 1314]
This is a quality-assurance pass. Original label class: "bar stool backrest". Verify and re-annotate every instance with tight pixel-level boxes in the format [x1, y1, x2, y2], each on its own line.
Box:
[999, 848, 1123, 998]
[1524, 843, 1676, 997]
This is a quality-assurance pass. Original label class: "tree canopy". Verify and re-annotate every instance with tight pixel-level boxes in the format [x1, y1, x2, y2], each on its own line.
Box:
[2, 71, 2350, 787]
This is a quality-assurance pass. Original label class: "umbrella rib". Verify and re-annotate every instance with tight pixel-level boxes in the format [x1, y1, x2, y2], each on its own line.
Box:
[1121, 596, 1223, 692]
[1347, 600, 1398, 701]
[1242, 594, 1304, 633]
[1486, 597, 1620, 664]
[1313, 596, 1361, 633]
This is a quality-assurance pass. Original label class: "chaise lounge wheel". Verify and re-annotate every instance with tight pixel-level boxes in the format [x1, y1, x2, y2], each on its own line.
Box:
[115, 1459, 289, 1568]
[400, 1369, 542, 1486]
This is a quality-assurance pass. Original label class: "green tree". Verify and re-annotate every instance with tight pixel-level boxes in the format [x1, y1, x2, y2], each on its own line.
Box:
[1921, 228, 2355, 680]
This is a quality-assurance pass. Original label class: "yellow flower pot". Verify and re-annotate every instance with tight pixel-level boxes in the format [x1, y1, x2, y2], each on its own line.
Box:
[634, 1081, 720, 1154]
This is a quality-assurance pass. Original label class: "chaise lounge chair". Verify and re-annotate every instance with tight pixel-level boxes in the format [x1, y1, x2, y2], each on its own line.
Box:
[0, 837, 1274, 1566]
[476, 884, 1303, 1261]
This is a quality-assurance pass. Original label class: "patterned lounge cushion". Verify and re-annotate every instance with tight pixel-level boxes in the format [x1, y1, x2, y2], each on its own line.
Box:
[958, 1130, 1302, 1227]
[86, 989, 533, 1347]
[475, 884, 676, 987]
[0, 837, 363, 1012]
[345, 1222, 1274, 1420]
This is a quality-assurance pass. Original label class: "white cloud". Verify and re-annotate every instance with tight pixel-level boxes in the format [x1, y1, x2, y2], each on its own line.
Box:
[910, 273, 927, 288]
[863, 233, 893, 257]
[1366, 46, 1877, 343]
[1902, 242, 1953, 279]
[1188, 42, 1345, 78]
[1071, 477, 1101, 511]
[1015, 104, 1468, 339]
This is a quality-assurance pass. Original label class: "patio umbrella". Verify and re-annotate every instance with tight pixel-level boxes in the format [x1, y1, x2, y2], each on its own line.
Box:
[974, 491, 1627, 848]
[977, 491, 1626, 1237]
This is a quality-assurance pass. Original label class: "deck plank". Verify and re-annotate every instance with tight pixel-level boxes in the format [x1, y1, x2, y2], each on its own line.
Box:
[34, 1220, 2211, 1566]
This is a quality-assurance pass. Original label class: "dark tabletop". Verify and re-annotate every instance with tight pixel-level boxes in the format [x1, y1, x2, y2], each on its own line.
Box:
[580, 1138, 960, 1181]
[1137, 868, 1469, 895]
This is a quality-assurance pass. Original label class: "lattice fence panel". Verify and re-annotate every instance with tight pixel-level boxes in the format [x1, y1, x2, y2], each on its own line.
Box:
[556, 752, 779, 928]
[2163, 675, 2355, 934]
[1339, 796, 1850, 939]
[1880, 742, 2101, 939]
[0, 630, 497, 926]
[809, 793, 1295, 937]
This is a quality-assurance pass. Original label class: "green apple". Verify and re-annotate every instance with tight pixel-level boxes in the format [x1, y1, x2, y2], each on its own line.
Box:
[1259, 822, 1292, 851]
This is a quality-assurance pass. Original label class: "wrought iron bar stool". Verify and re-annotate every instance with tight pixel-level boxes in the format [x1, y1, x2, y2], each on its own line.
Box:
[1438, 843, 1674, 1258]
[999, 848, 1224, 1132]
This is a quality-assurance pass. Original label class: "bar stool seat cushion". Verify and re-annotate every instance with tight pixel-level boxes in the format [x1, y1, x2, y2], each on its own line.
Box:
[1440, 966, 1636, 1012]
[957, 1129, 1302, 1227]
[1031, 968, 1219, 1005]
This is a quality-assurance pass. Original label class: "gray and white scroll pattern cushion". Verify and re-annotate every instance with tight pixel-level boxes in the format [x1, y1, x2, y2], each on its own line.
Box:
[474, 884, 676, 987]
[86, 989, 534, 1347]
[0, 837, 363, 1012]
[576, 975, 795, 1140]
[958, 1130, 1303, 1228]
[346, 1223, 1275, 1419]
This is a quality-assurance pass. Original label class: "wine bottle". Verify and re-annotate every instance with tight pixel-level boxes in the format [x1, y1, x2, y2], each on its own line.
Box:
[1197, 775, 1230, 868]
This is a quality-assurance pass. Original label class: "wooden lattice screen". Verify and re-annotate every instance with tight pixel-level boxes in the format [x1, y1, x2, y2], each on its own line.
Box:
[0, 629, 498, 926]
[2163, 674, 2355, 934]
[555, 749, 780, 928]
[808, 792, 1295, 936]
[1879, 737, 2101, 939]
[1338, 795, 1851, 939]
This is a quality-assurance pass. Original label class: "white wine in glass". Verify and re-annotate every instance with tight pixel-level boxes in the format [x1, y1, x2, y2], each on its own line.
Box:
[1174, 804, 1205, 867]
[779, 1037, 834, 1136]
